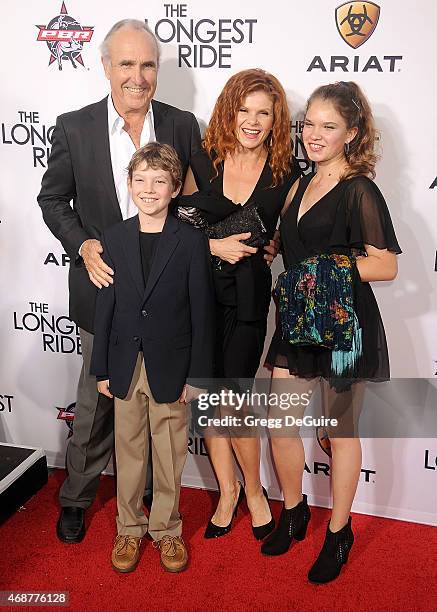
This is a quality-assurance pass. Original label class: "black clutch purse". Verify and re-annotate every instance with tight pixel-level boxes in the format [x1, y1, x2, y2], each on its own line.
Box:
[205, 202, 268, 247]
[175, 197, 268, 248]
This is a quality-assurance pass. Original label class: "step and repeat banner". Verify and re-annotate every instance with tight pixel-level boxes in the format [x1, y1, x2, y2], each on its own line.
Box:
[1, 1, 436, 525]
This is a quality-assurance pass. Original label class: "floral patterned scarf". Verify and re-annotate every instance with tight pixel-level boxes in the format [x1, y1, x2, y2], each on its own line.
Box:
[276, 254, 362, 376]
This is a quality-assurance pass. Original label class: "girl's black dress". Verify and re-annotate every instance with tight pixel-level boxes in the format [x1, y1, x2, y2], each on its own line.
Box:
[266, 172, 401, 388]
[190, 149, 301, 379]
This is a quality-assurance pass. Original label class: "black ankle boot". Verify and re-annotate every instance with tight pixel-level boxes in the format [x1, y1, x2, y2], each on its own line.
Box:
[261, 494, 311, 556]
[308, 517, 354, 584]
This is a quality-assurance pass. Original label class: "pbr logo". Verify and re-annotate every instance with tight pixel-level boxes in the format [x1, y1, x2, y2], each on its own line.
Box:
[335, 2, 380, 48]
[57, 402, 75, 438]
[36, 2, 94, 70]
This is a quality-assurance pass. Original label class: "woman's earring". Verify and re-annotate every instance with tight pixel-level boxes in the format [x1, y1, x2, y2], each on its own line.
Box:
[344, 141, 350, 155]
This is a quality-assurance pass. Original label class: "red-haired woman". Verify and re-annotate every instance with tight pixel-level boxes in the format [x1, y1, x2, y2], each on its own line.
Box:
[183, 69, 301, 540]
[263, 81, 401, 583]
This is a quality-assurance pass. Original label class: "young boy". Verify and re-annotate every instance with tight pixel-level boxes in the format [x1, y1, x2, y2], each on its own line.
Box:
[90, 143, 214, 573]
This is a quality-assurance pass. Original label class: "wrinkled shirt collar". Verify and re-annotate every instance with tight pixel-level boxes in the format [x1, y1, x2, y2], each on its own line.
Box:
[107, 95, 154, 135]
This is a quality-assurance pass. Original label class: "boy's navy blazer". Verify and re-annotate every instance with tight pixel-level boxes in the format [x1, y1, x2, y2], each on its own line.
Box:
[90, 213, 215, 403]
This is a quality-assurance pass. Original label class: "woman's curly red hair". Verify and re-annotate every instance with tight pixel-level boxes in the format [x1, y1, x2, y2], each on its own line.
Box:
[203, 69, 293, 187]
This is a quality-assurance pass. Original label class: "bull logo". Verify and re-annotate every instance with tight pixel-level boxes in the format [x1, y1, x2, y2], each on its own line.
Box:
[56, 402, 76, 438]
[335, 2, 380, 49]
[36, 2, 94, 70]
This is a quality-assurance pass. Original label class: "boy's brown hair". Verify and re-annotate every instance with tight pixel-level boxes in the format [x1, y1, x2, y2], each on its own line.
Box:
[127, 142, 182, 188]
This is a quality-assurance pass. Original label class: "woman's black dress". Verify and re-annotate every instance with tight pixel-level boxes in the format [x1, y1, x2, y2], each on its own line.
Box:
[190, 149, 301, 379]
[266, 173, 401, 388]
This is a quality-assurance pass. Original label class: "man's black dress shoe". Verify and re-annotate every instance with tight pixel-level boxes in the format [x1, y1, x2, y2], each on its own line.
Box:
[56, 507, 85, 543]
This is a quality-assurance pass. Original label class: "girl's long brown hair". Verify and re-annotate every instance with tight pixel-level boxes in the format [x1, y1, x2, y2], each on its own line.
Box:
[307, 81, 378, 179]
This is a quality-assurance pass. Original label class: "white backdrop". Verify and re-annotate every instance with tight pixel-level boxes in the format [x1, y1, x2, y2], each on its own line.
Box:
[1, 0, 436, 525]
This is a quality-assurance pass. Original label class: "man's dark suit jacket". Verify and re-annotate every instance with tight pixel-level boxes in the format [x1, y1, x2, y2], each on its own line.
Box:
[37, 96, 201, 333]
[90, 213, 215, 404]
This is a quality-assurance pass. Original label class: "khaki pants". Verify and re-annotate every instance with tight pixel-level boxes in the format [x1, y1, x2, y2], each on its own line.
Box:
[114, 353, 188, 540]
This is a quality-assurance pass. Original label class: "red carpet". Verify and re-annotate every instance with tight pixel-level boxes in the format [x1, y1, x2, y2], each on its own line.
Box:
[0, 470, 436, 612]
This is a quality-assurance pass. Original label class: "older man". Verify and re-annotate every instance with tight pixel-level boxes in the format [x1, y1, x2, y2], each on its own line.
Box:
[38, 19, 201, 543]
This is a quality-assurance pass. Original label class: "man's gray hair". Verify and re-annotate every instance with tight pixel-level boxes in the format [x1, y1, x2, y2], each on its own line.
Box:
[100, 19, 160, 65]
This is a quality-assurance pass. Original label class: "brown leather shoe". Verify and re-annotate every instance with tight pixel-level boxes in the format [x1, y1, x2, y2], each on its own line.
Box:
[111, 535, 142, 573]
[154, 535, 188, 573]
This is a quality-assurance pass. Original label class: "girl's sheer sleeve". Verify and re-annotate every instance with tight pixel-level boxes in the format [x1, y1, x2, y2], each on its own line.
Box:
[347, 177, 402, 254]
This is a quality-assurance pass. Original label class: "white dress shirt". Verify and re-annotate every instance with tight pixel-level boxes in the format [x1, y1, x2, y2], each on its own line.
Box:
[107, 95, 156, 220]
[79, 97, 156, 256]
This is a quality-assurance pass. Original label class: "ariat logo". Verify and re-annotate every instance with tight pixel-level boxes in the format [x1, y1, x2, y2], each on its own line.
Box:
[314, 428, 375, 483]
[307, 1, 401, 72]
[316, 426, 332, 457]
[335, 2, 380, 48]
